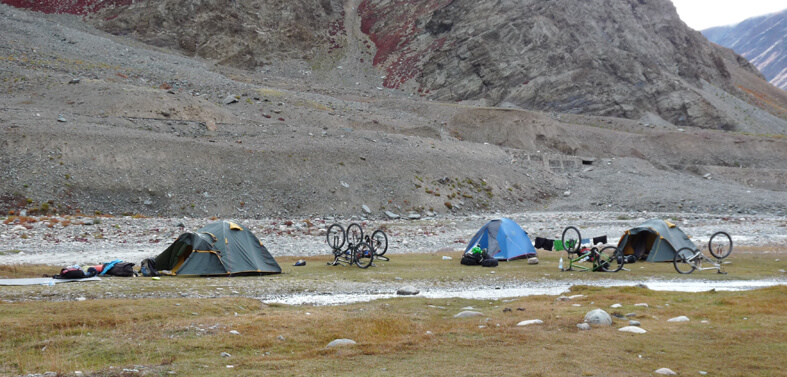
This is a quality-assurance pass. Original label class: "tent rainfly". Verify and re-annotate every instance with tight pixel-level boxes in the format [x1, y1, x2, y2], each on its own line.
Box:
[155, 221, 281, 276]
[616, 219, 697, 262]
[465, 218, 537, 261]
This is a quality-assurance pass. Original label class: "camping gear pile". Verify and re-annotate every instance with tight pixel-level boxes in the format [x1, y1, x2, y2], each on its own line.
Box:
[54, 260, 136, 279]
[460, 246, 498, 267]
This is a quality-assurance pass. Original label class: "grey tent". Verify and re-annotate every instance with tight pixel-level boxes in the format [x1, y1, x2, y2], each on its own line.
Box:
[616, 219, 697, 262]
[155, 221, 281, 276]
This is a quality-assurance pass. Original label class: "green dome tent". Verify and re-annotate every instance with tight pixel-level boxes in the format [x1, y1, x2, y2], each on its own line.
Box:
[617, 219, 697, 262]
[155, 221, 281, 276]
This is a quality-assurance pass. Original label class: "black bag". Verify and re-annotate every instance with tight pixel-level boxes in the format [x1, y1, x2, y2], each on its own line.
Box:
[625, 255, 637, 264]
[106, 262, 135, 277]
[55, 267, 86, 279]
[481, 258, 499, 267]
[461, 252, 482, 266]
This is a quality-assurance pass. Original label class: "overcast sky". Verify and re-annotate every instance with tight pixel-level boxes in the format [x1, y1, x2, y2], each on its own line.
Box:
[670, 0, 786, 30]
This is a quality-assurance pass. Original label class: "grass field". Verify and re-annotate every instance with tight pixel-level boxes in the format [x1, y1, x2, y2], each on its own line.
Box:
[1, 249, 785, 376]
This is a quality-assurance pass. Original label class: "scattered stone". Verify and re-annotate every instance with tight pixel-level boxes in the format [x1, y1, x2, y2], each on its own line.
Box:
[634, 303, 649, 307]
[57, 115, 67, 122]
[634, 284, 649, 289]
[205, 120, 218, 131]
[396, 286, 419, 295]
[584, 309, 612, 326]
[563, 190, 571, 197]
[516, 319, 543, 326]
[625, 313, 636, 317]
[619, 326, 647, 333]
[220, 352, 231, 357]
[654, 367, 676, 375]
[568, 295, 584, 299]
[384, 211, 400, 219]
[408, 213, 421, 220]
[326, 339, 356, 347]
[361, 205, 371, 214]
[668, 316, 690, 322]
[229, 330, 241, 335]
[454, 311, 484, 318]
[69, 78, 80, 84]
[577, 323, 591, 330]
[610, 303, 622, 308]
[442, 256, 452, 260]
[556, 296, 570, 301]
[629, 320, 641, 326]
[527, 257, 539, 264]
[276, 335, 285, 341]
[222, 95, 239, 104]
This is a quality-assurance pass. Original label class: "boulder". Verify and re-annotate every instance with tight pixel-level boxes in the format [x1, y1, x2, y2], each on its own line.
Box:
[527, 257, 539, 265]
[516, 319, 543, 326]
[618, 326, 647, 333]
[584, 309, 612, 326]
[326, 339, 356, 347]
[454, 311, 484, 318]
[396, 286, 420, 295]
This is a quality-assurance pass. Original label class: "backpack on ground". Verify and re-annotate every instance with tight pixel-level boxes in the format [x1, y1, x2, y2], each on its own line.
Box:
[105, 262, 135, 277]
[140, 258, 159, 277]
[481, 258, 499, 267]
[55, 267, 86, 279]
[461, 252, 483, 266]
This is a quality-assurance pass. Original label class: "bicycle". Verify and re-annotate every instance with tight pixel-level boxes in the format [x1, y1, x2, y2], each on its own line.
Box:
[673, 231, 732, 274]
[561, 226, 625, 272]
[366, 229, 389, 261]
[326, 223, 374, 268]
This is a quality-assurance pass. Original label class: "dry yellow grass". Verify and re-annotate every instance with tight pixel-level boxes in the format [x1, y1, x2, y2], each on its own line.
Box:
[1, 285, 785, 376]
[1, 249, 785, 376]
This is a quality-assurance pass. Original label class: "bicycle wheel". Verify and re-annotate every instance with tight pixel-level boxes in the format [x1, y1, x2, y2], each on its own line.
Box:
[561, 226, 582, 254]
[346, 223, 364, 246]
[673, 247, 697, 274]
[708, 231, 732, 259]
[354, 242, 374, 268]
[597, 246, 625, 272]
[371, 229, 388, 256]
[326, 223, 346, 250]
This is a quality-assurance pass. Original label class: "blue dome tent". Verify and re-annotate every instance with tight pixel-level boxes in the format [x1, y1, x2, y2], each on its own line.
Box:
[465, 218, 537, 261]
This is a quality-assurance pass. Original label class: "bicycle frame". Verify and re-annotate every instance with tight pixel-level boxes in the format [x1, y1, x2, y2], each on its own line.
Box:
[563, 248, 600, 272]
[675, 248, 727, 274]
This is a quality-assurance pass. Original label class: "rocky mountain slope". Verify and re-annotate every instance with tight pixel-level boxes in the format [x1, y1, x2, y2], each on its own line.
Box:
[0, 2, 785, 220]
[5, 0, 787, 133]
[703, 8, 787, 91]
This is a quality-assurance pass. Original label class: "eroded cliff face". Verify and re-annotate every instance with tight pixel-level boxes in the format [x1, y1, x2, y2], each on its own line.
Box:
[2, 0, 778, 129]
[357, 0, 766, 129]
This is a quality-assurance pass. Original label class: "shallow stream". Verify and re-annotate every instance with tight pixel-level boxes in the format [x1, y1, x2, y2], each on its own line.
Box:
[263, 279, 785, 306]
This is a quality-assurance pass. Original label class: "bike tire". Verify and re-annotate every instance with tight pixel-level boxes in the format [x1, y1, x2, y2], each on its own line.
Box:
[673, 247, 697, 274]
[708, 231, 733, 259]
[346, 223, 364, 246]
[326, 223, 346, 250]
[561, 226, 582, 254]
[371, 229, 388, 256]
[598, 246, 625, 272]
[354, 242, 374, 268]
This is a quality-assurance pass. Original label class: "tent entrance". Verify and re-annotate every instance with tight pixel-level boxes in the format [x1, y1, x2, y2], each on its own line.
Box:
[170, 243, 193, 274]
[622, 231, 658, 260]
